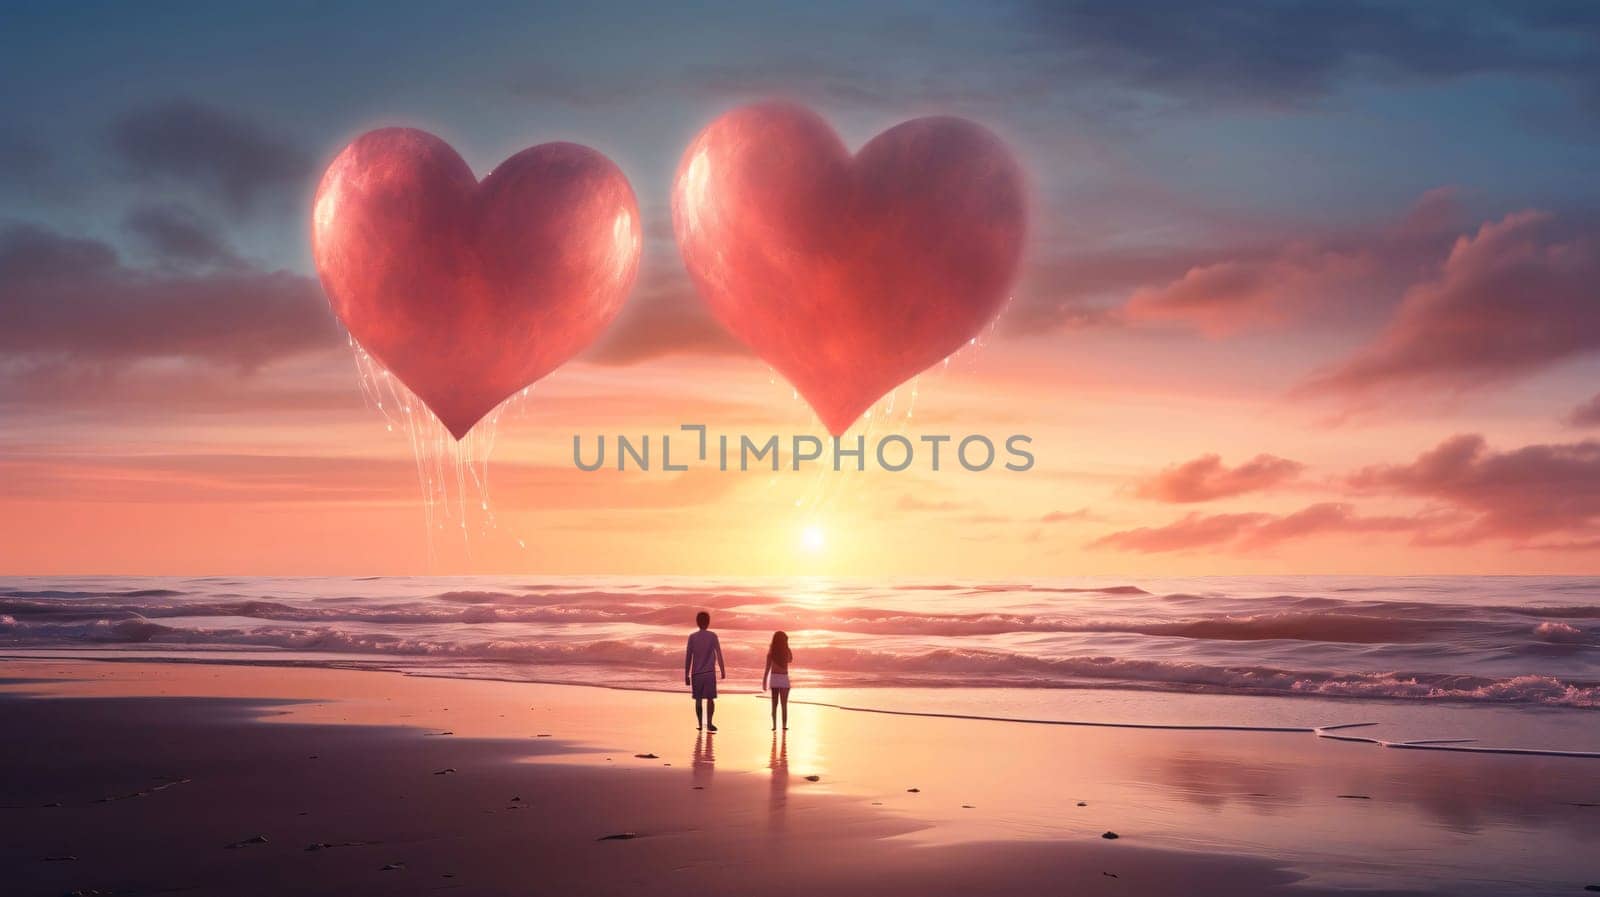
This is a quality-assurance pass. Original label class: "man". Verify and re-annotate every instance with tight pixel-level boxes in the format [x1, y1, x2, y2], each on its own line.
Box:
[684, 611, 726, 731]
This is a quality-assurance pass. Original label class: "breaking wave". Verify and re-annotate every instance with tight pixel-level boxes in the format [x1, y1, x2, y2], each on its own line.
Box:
[1, 575, 1596, 710]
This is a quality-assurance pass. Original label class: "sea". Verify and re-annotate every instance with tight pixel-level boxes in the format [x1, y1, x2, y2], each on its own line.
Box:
[3, 574, 1596, 754]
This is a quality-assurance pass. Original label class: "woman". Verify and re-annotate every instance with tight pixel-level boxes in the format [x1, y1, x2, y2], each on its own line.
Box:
[762, 630, 793, 730]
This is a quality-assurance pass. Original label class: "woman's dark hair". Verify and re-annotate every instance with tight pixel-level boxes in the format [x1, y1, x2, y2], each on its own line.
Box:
[768, 630, 792, 665]
[696, 611, 711, 628]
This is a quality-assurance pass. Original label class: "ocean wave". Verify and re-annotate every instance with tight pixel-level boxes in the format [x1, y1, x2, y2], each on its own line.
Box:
[0, 588, 186, 599]
[1503, 605, 1600, 619]
[0, 614, 680, 664]
[0, 596, 1571, 647]
[433, 588, 787, 608]
[898, 583, 1150, 596]
[1533, 621, 1591, 644]
[1129, 613, 1472, 643]
[3, 614, 1596, 708]
[3, 576, 1596, 712]
[773, 646, 1600, 707]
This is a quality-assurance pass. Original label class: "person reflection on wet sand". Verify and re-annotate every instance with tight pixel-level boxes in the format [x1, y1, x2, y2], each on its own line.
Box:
[768, 729, 789, 832]
[692, 728, 715, 790]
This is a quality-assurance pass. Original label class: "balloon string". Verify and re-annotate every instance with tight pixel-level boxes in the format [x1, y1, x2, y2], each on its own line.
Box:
[347, 337, 516, 569]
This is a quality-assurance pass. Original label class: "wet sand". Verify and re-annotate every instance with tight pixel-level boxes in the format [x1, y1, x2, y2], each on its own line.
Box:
[1, 659, 1595, 896]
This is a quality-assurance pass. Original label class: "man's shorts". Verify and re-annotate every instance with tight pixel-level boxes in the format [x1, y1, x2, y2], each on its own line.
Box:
[692, 670, 718, 699]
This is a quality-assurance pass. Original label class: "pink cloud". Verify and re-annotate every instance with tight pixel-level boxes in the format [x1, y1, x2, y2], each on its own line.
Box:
[0, 357, 356, 414]
[1123, 245, 1372, 336]
[1088, 511, 1269, 552]
[1301, 212, 1600, 394]
[1134, 453, 1304, 502]
[1001, 245, 1210, 333]
[1567, 393, 1600, 427]
[1097, 434, 1600, 554]
[897, 494, 966, 512]
[1348, 433, 1600, 542]
[583, 271, 745, 366]
[1116, 189, 1462, 336]
[1235, 502, 1428, 550]
[1090, 503, 1438, 554]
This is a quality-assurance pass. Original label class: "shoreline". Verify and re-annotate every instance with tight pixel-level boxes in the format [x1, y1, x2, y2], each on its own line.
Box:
[4, 650, 1597, 759]
[3, 658, 1597, 895]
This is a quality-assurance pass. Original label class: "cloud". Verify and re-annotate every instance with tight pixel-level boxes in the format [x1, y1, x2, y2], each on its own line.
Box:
[1116, 197, 1600, 400]
[1088, 511, 1269, 552]
[662, 57, 1057, 111]
[897, 494, 965, 512]
[1099, 434, 1600, 553]
[500, 5, 1600, 120]
[1002, 246, 1209, 334]
[123, 203, 239, 268]
[1100, 434, 1600, 553]
[1348, 433, 1600, 542]
[1300, 212, 1600, 395]
[1041, 507, 1095, 523]
[1118, 189, 1462, 336]
[1235, 502, 1426, 550]
[108, 99, 313, 213]
[1005, 187, 1448, 337]
[1089, 502, 1434, 554]
[583, 273, 744, 365]
[0, 357, 355, 414]
[0, 223, 334, 370]
[506, 42, 1064, 114]
[1134, 453, 1304, 502]
[1567, 393, 1600, 427]
[1123, 245, 1373, 336]
[1018, 1, 1600, 109]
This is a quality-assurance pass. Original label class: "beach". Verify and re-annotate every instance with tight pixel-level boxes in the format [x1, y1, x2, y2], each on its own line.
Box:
[8, 4, 1600, 893]
[2, 658, 1596, 896]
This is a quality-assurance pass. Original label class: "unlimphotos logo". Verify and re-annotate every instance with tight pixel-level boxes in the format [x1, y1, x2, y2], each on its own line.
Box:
[573, 425, 1034, 473]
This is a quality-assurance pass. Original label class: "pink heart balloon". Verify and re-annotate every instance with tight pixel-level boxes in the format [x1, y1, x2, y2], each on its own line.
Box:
[672, 102, 1027, 435]
[312, 128, 641, 439]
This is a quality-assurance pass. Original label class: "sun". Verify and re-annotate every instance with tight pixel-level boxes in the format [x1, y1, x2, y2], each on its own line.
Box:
[800, 524, 826, 553]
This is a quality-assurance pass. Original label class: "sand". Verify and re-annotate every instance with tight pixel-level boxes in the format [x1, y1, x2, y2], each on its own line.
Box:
[1, 659, 1596, 896]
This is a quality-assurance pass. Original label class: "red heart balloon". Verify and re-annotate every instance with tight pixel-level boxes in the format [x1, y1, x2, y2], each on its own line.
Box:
[312, 129, 641, 439]
[672, 102, 1027, 435]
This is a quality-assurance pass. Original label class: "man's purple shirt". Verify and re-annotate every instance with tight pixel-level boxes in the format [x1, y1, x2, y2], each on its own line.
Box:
[686, 629, 721, 676]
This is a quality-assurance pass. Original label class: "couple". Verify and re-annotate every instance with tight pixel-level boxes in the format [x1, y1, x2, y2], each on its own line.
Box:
[684, 611, 793, 732]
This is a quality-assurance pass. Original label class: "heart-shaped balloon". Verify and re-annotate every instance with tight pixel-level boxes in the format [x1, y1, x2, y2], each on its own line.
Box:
[672, 102, 1026, 435]
[313, 129, 641, 439]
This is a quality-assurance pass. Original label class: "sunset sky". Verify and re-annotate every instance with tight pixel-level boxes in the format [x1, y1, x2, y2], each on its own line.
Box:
[4, 1, 1600, 576]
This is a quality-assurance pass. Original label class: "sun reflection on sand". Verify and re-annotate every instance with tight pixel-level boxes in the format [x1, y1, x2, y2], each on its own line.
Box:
[768, 731, 789, 832]
[692, 728, 716, 790]
[752, 692, 829, 789]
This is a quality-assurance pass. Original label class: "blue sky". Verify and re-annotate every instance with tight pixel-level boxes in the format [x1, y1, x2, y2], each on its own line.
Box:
[6, 0, 1598, 274]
